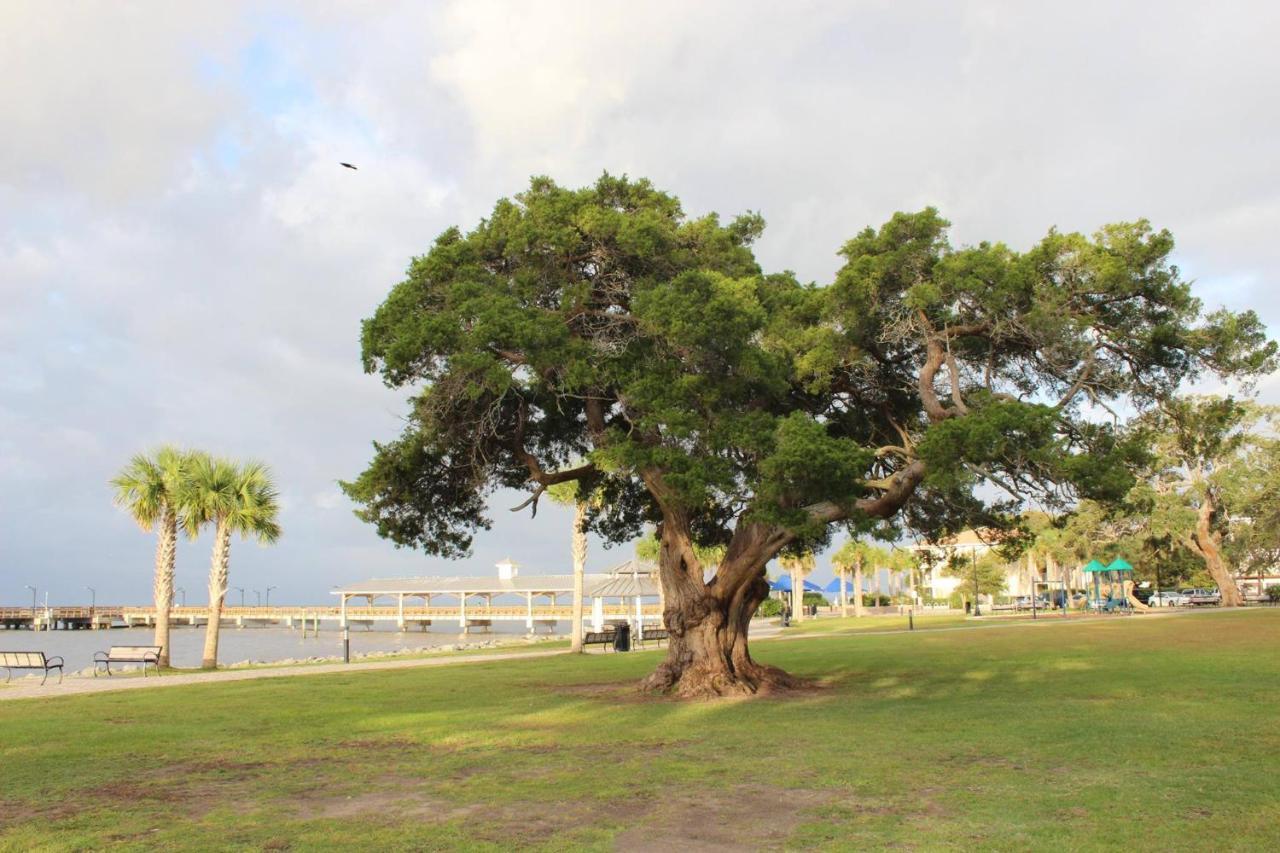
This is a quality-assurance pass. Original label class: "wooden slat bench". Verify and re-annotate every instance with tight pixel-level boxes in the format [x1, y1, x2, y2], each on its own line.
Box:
[582, 630, 617, 650]
[1, 651, 64, 685]
[634, 628, 669, 649]
[94, 645, 162, 677]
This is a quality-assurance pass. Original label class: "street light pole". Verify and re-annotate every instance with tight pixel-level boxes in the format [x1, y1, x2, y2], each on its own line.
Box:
[254, 589, 262, 607]
[266, 586, 277, 607]
[177, 587, 186, 606]
[86, 586, 96, 614]
[233, 586, 245, 607]
[972, 548, 981, 617]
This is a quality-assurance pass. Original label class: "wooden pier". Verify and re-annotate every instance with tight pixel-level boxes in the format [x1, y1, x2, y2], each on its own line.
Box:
[0, 607, 118, 630]
[117, 603, 661, 632]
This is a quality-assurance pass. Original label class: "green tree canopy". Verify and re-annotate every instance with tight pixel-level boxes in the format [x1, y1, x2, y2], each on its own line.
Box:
[345, 174, 1274, 696]
[1127, 397, 1279, 603]
[945, 550, 1009, 600]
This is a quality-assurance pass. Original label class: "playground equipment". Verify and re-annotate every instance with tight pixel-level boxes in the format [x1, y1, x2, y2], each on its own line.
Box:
[1084, 558, 1149, 613]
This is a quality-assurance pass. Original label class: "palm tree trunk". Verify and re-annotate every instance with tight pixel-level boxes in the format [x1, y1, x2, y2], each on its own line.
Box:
[201, 519, 232, 669]
[854, 556, 865, 617]
[153, 508, 178, 667]
[1048, 553, 1065, 609]
[570, 501, 587, 653]
[791, 566, 803, 622]
[839, 569, 850, 617]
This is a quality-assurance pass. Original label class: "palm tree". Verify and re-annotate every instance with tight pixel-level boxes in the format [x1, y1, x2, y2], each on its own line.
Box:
[778, 552, 816, 622]
[184, 455, 281, 669]
[547, 482, 590, 652]
[111, 446, 190, 668]
[830, 550, 854, 617]
[833, 540, 886, 618]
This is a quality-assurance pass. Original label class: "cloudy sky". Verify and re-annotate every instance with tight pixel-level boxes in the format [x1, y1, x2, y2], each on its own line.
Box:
[4, 1, 1278, 605]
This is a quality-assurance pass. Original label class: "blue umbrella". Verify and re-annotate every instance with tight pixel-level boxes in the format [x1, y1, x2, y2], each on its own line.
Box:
[769, 576, 824, 593]
[823, 577, 857, 594]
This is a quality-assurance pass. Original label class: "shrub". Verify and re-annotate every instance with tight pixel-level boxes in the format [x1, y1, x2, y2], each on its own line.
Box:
[1266, 585, 1280, 604]
[756, 598, 783, 617]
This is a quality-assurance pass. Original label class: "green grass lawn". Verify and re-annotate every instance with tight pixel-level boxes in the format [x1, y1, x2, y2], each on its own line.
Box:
[2, 611, 1278, 851]
[779, 611, 972, 635]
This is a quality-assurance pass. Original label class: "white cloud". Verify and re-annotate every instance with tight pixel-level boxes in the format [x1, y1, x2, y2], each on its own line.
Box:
[0, 3, 248, 201]
[313, 489, 345, 510]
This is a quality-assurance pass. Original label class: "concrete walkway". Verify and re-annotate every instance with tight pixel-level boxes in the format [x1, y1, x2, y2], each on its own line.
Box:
[0, 648, 570, 703]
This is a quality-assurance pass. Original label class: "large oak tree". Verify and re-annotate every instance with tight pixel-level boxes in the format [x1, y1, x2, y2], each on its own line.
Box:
[344, 175, 1273, 697]
[1129, 397, 1279, 604]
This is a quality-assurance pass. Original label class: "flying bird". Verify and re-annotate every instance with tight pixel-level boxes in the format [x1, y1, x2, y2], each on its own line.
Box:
[339, 162, 358, 170]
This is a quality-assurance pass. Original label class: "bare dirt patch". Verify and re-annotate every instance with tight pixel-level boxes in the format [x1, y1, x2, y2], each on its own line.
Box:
[285, 774, 633, 846]
[335, 736, 425, 752]
[294, 788, 478, 821]
[613, 785, 840, 851]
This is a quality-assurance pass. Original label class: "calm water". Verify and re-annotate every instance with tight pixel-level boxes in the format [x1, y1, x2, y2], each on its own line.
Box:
[0, 622, 560, 674]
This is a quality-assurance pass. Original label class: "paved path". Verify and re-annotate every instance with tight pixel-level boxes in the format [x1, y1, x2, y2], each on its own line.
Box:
[0, 648, 570, 703]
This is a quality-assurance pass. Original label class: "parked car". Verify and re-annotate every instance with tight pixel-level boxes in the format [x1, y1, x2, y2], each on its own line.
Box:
[1148, 590, 1186, 607]
[1012, 595, 1050, 610]
[1183, 588, 1221, 606]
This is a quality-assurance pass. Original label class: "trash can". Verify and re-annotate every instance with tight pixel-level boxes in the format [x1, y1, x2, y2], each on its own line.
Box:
[613, 622, 632, 652]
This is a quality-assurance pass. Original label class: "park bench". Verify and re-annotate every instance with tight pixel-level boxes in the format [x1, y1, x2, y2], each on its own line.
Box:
[582, 630, 617, 650]
[0, 651, 64, 685]
[94, 645, 162, 677]
[633, 628, 669, 649]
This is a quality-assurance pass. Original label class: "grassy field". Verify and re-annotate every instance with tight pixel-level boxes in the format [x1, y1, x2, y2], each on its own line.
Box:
[2, 610, 1278, 851]
[780, 611, 971, 635]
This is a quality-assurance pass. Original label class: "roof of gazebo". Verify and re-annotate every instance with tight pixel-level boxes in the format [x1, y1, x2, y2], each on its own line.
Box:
[332, 568, 659, 598]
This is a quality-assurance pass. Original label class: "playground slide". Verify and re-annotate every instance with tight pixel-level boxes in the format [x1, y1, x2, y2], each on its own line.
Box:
[1123, 581, 1150, 612]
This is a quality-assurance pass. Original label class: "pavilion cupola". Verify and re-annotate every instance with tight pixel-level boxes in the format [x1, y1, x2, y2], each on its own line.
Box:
[496, 558, 520, 580]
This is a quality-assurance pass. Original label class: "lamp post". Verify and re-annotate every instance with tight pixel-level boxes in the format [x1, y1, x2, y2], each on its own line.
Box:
[971, 548, 981, 617]
[177, 587, 186, 606]
[333, 584, 350, 662]
[233, 586, 245, 608]
[266, 586, 277, 607]
[86, 586, 96, 615]
[253, 589, 262, 607]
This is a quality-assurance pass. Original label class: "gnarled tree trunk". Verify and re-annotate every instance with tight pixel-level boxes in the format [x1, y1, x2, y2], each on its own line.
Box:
[201, 520, 232, 669]
[640, 518, 801, 698]
[637, 461, 928, 698]
[1189, 494, 1243, 606]
[153, 508, 177, 667]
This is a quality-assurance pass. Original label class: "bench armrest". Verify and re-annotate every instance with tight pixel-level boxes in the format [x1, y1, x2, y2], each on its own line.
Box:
[93, 652, 109, 662]
[47, 656, 64, 667]
[144, 653, 160, 663]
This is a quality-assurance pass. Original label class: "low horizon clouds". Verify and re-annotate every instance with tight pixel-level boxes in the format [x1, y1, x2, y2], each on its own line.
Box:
[3, 1, 1278, 604]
